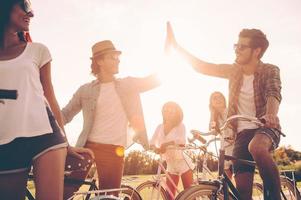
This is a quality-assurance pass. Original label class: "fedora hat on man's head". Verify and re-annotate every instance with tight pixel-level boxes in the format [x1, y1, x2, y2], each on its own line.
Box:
[91, 40, 121, 59]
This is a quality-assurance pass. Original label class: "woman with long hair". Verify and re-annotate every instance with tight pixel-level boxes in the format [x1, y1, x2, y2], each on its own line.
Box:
[0, 1, 91, 199]
[209, 91, 234, 179]
[150, 101, 194, 200]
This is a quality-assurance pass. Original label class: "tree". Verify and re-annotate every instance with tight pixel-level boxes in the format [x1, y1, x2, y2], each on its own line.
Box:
[124, 151, 159, 175]
[123, 150, 219, 175]
[273, 146, 301, 169]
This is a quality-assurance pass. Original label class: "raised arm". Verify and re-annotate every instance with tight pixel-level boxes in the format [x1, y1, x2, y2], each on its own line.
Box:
[166, 22, 234, 79]
[129, 73, 161, 93]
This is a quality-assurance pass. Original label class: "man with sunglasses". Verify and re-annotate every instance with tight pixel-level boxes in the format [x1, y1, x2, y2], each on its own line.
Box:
[166, 23, 282, 200]
[61, 40, 160, 198]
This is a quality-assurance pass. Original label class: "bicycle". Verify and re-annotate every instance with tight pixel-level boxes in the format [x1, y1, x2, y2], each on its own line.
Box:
[187, 130, 264, 200]
[136, 146, 196, 200]
[279, 170, 301, 200]
[136, 133, 263, 200]
[26, 153, 142, 200]
[175, 114, 300, 200]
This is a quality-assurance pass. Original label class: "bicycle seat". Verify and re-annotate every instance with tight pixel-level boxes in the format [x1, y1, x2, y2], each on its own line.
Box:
[65, 152, 93, 173]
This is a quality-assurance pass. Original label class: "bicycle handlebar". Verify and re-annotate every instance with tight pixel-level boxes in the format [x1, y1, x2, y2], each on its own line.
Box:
[219, 114, 264, 131]
[189, 115, 265, 144]
[148, 144, 200, 155]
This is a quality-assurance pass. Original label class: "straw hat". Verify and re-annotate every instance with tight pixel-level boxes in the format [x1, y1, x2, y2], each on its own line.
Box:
[90, 40, 121, 59]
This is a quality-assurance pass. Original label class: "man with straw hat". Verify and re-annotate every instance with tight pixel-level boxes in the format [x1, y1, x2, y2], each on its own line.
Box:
[62, 40, 160, 198]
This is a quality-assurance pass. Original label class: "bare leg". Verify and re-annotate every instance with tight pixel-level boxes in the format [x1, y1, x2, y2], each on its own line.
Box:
[33, 147, 67, 200]
[181, 169, 193, 189]
[234, 172, 254, 200]
[249, 133, 281, 200]
[166, 173, 179, 200]
[0, 170, 29, 200]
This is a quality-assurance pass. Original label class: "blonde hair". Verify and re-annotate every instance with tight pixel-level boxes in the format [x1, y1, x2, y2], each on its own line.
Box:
[162, 101, 183, 128]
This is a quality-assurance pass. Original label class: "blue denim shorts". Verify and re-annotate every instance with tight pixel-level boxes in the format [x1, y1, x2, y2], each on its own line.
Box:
[0, 107, 68, 174]
[232, 127, 281, 174]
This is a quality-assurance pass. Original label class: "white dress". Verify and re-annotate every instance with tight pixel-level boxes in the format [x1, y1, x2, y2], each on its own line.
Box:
[150, 123, 195, 175]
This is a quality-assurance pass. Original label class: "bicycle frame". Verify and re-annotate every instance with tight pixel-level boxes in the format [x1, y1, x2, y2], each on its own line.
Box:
[280, 170, 301, 199]
[70, 188, 131, 200]
[218, 149, 241, 200]
[141, 146, 197, 200]
[26, 173, 98, 200]
[152, 156, 180, 199]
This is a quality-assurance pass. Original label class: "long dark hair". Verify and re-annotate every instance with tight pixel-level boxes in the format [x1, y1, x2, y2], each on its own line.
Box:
[0, 0, 30, 48]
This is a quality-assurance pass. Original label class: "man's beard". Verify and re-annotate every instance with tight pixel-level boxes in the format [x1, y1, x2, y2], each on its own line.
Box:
[235, 51, 253, 65]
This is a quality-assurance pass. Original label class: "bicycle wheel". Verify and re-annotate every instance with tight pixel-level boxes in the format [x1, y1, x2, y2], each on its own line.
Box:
[252, 182, 264, 200]
[136, 180, 168, 200]
[70, 185, 141, 200]
[280, 176, 301, 200]
[175, 183, 230, 200]
[119, 185, 142, 200]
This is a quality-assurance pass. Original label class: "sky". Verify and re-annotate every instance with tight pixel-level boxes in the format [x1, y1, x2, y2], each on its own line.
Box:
[29, 0, 301, 151]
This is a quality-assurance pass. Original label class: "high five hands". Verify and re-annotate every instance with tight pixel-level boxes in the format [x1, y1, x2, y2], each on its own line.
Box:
[164, 22, 177, 54]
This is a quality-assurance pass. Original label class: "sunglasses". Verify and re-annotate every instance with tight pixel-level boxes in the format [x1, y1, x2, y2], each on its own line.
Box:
[212, 95, 223, 100]
[163, 108, 177, 114]
[104, 54, 120, 61]
[233, 44, 252, 51]
[19, 0, 33, 14]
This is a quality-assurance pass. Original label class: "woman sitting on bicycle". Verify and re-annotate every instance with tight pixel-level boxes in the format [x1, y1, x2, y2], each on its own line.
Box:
[209, 91, 234, 179]
[150, 101, 194, 200]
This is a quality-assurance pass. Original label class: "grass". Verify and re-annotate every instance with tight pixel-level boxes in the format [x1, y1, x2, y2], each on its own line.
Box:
[26, 172, 301, 199]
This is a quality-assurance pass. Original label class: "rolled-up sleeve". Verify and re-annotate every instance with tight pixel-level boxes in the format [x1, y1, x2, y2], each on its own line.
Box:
[61, 86, 83, 124]
[266, 66, 282, 103]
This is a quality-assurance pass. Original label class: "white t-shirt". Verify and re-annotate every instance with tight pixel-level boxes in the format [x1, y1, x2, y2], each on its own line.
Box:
[88, 82, 128, 146]
[0, 43, 53, 145]
[237, 74, 258, 133]
[150, 123, 187, 161]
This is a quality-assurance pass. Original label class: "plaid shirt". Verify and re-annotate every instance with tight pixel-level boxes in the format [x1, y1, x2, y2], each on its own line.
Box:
[228, 62, 282, 131]
[197, 61, 282, 132]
